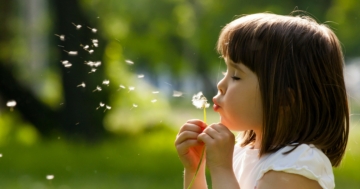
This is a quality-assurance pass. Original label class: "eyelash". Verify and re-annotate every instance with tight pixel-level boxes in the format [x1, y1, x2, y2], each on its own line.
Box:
[231, 76, 240, 80]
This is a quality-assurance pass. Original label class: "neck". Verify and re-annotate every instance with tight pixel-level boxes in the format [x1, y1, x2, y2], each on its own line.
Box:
[253, 130, 262, 149]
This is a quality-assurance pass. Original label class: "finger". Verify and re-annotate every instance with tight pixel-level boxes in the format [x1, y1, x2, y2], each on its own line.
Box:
[176, 139, 203, 155]
[208, 123, 230, 132]
[179, 123, 203, 134]
[197, 132, 214, 144]
[175, 130, 201, 145]
[186, 119, 207, 129]
[203, 126, 220, 139]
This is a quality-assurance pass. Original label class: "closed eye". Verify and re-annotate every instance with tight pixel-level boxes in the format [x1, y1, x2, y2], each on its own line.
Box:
[231, 76, 240, 80]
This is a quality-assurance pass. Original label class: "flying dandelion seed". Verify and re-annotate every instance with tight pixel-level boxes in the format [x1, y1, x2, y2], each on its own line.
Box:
[93, 86, 102, 92]
[61, 60, 69, 65]
[94, 61, 101, 67]
[85, 61, 94, 66]
[87, 26, 97, 33]
[137, 74, 144, 78]
[102, 80, 110, 86]
[96, 102, 105, 110]
[64, 63, 72, 68]
[92, 39, 98, 43]
[118, 85, 126, 90]
[58, 45, 64, 48]
[72, 23, 82, 29]
[133, 104, 138, 108]
[93, 43, 98, 47]
[46, 175, 54, 180]
[88, 49, 94, 54]
[0, 154, 2, 158]
[89, 68, 97, 73]
[63, 50, 78, 56]
[77, 82, 86, 88]
[83, 45, 89, 49]
[173, 90, 183, 97]
[6, 100, 17, 108]
[128, 86, 135, 92]
[104, 105, 112, 112]
[151, 99, 157, 103]
[55, 34, 65, 41]
[152, 91, 159, 94]
[125, 60, 134, 65]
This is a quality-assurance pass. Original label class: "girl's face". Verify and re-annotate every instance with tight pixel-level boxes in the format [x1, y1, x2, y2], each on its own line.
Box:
[213, 58, 263, 132]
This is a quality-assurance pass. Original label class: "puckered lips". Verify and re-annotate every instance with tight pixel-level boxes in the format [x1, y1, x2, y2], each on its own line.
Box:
[212, 98, 221, 111]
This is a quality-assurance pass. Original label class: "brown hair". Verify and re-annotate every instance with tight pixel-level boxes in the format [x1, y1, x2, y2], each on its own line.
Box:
[217, 13, 349, 167]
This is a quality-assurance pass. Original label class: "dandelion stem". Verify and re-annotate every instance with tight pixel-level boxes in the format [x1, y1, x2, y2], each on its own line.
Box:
[187, 107, 207, 189]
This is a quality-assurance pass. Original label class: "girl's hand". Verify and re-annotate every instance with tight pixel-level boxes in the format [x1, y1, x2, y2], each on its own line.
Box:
[175, 119, 207, 172]
[197, 123, 235, 171]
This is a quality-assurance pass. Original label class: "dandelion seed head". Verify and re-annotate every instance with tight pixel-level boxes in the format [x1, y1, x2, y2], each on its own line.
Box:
[125, 60, 134, 65]
[173, 91, 183, 97]
[192, 92, 210, 109]
[46, 175, 54, 180]
[6, 100, 17, 107]
[137, 74, 144, 78]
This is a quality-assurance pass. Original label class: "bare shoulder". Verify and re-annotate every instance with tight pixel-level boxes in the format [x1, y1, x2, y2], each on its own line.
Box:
[257, 171, 322, 189]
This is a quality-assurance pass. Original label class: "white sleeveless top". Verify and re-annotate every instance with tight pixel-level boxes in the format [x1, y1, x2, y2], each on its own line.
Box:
[233, 143, 334, 189]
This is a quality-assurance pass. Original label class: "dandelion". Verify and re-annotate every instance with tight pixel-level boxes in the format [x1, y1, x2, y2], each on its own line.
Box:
[187, 92, 210, 189]
[102, 80, 110, 86]
[77, 82, 86, 88]
[125, 60, 134, 65]
[137, 74, 144, 78]
[192, 92, 210, 109]
[72, 23, 82, 29]
[46, 175, 54, 180]
[55, 34, 65, 41]
[173, 90, 183, 97]
[93, 86, 102, 92]
[151, 99, 157, 103]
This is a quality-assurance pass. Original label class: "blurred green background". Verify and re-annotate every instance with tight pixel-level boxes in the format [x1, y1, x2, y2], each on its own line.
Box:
[0, 0, 360, 188]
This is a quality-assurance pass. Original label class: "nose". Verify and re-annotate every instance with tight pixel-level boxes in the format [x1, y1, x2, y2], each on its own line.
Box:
[217, 77, 226, 95]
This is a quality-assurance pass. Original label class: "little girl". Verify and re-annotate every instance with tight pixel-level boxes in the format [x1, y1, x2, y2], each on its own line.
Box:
[175, 12, 349, 189]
